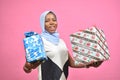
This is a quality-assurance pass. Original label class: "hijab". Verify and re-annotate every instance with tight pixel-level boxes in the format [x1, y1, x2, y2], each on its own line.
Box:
[40, 11, 59, 45]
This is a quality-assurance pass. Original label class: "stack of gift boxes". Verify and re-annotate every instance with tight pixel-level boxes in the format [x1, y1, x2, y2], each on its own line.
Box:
[70, 26, 110, 65]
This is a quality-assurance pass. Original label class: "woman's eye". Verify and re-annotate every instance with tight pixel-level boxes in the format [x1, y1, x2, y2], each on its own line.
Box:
[45, 19, 56, 22]
[53, 19, 56, 21]
[45, 20, 49, 22]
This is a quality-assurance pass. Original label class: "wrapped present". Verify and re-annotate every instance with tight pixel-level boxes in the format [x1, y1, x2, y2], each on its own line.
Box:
[70, 26, 110, 65]
[23, 31, 47, 63]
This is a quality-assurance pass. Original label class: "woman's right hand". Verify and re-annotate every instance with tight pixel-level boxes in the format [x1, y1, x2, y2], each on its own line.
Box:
[32, 60, 42, 69]
[23, 61, 42, 73]
[23, 62, 33, 73]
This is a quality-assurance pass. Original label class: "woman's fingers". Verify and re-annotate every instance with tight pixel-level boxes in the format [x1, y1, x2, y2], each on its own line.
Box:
[25, 62, 33, 69]
[23, 62, 33, 73]
[23, 60, 42, 73]
[23, 65, 32, 73]
[86, 61, 103, 68]
[92, 61, 103, 67]
[32, 61, 42, 69]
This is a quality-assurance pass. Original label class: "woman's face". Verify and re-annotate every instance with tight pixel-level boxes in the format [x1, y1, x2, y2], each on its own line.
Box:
[45, 13, 57, 34]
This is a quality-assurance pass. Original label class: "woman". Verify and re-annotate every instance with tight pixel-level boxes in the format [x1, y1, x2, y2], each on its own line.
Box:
[23, 11, 103, 80]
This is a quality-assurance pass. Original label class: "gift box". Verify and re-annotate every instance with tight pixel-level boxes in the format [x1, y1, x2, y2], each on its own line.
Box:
[23, 31, 47, 63]
[70, 26, 110, 65]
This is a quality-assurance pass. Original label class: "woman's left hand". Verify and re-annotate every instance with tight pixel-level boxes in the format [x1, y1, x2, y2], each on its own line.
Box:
[87, 61, 103, 68]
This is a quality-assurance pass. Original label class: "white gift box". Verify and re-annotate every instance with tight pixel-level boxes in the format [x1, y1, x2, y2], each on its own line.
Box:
[70, 26, 110, 65]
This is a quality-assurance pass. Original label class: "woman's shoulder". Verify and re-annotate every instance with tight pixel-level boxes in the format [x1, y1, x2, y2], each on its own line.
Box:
[59, 38, 67, 45]
[59, 38, 65, 42]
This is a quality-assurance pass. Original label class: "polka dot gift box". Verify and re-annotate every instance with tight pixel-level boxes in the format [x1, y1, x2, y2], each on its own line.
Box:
[70, 26, 110, 65]
[23, 31, 47, 63]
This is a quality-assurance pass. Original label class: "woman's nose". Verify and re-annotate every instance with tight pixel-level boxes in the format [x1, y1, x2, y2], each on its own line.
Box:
[49, 20, 54, 25]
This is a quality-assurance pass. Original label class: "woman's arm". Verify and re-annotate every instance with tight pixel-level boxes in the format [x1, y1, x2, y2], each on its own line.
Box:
[68, 52, 88, 68]
[68, 52, 103, 68]
[31, 61, 42, 69]
[23, 61, 42, 73]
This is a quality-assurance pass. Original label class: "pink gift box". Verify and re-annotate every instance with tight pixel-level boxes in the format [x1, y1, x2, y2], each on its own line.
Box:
[70, 26, 110, 65]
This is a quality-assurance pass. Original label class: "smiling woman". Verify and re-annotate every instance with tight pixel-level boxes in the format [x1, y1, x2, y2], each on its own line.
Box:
[23, 11, 102, 80]
[0, 0, 119, 80]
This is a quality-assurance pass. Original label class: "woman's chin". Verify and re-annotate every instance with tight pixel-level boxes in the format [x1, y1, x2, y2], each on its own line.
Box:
[49, 30, 56, 34]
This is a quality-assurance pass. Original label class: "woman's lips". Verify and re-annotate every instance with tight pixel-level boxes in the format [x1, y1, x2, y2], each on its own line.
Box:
[49, 26, 56, 30]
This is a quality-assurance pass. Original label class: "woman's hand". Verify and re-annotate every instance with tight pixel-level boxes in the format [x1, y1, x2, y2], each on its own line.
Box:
[31, 61, 42, 69]
[87, 61, 103, 68]
[23, 61, 42, 73]
[92, 61, 103, 68]
[68, 52, 103, 68]
[23, 62, 33, 73]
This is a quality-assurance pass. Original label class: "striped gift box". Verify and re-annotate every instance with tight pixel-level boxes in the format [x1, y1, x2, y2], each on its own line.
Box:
[23, 32, 47, 63]
[70, 26, 110, 65]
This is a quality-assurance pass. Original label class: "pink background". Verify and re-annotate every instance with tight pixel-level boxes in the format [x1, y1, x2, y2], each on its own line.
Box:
[0, 0, 120, 80]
